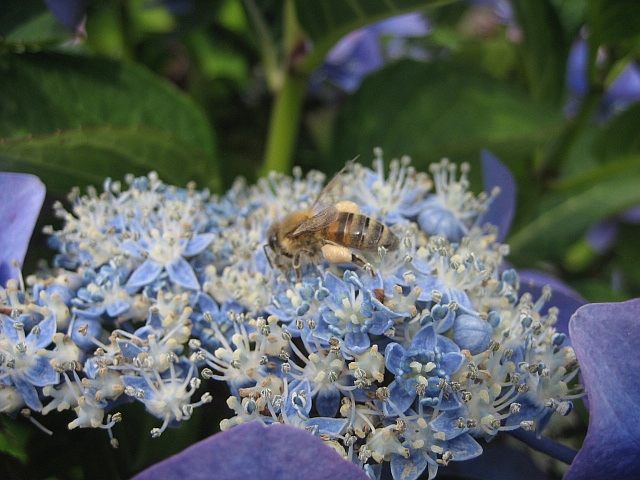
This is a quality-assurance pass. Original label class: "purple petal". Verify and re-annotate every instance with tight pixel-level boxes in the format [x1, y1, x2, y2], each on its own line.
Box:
[44, 0, 87, 32]
[0, 173, 45, 287]
[565, 299, 640, 480]
[372, 13, 430, 37]
[518, 270, 586, 343]
[604, 62, 640, 111]
[131, 422, 369, 480]
[480, 150, 516, 243]
[323, 29, 384, 93]
[620, 204, 640, 223]
[585, 219, 618, 253]
[566, 39, 589, 96]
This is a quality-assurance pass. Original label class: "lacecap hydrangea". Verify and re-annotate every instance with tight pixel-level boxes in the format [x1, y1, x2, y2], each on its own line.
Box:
[0, 149, 581, 480]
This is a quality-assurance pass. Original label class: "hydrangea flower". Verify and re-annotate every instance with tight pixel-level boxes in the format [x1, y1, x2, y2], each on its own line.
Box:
[0, 154, 589, 480]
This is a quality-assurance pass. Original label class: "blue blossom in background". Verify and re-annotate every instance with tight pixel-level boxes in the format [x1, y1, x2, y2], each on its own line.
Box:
[565, 38, 640, 121]
[44, 0, 87, 33]
[314, 13, 430, 93]
[0, 154, 590, 479]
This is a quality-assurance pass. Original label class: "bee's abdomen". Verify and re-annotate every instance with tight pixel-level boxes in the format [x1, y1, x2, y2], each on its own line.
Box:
[325, 212, 399, 251]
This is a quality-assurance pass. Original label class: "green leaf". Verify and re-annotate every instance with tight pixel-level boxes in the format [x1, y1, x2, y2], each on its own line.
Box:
[0, 417, 30, 464]
[294, 0, 455, 73]
[510, 0, 568, 105]
[0, 52, 215, 156]
[508, 158, 640, 264]
[0, 126, 220, 194]
[330, 60, 564, 173]
[593, 103, 640, 160]
[0, 1, 74, 48]
[588, 0, 640, 54]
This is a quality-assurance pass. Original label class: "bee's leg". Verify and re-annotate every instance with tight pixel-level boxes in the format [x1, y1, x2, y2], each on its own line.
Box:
[321, 244, 376, 277]
[263, 244, 274, 269]
[293, 249, 314, 280]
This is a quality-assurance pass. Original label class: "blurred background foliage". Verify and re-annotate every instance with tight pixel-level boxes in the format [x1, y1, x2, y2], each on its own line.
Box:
[1, 0, 640, 477]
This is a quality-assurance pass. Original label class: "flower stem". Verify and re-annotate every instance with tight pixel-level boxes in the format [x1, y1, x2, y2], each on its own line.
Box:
[508, 429, 578, 465]
[258, 73, 307, 176]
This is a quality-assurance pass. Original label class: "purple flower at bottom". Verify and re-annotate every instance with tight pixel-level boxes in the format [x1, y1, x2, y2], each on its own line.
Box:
[131, 422, 369, 480]
[566, 298, 640, 480]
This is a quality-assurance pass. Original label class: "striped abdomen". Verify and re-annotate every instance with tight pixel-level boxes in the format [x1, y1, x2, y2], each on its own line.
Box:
[324, 212, 399, 251]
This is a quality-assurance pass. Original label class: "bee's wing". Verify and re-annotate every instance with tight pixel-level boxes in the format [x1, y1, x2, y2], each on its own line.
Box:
[288, 206, 339, 237]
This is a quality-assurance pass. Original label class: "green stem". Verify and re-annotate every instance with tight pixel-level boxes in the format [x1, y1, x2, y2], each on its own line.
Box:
[258, 72, 308, 176]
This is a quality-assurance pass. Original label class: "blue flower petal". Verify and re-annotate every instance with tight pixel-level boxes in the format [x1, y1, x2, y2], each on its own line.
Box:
[106, 299, 131, 317]
[127, 259, 164, 289]
[418, 206, 465, 241]
[384, 379, 415, 416]
[166, 257, 200, 290]
[0, 173, 45, 287]
[411, 324, 436, 351]
[70, 318, 103, 351]
[344, 331, 370, 354]
[118, 340, 144, 359]
[1, 316, 21, 344]
[305, 417, 347, 436]
[391, 447, 430, 480]
[13, 375, 42, 411]
[131, 422, 369, 480]
[24, 356, 59, 387]
[439, 351, 465, 376]
[565, 299, 640, 480]
[384, 342, 406, 375]
[30, 314, 57, 350]
[481, 150, 516, 243]
[183, 233, 216, 257]
[316, 387, 340, 417]
[453, 313, 492, 355]
[447, 432, 483, 461]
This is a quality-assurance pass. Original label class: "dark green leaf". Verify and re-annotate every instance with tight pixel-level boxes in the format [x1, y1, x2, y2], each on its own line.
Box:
[0, 126, 220, 194]
[0, 52, 215, 156]
[593, 103, 640, 160]
[0, 417, 30, 464]
[330, 60, 564, 174]
[508, 157, 640, 264]
[588, 0, 640, 54]
[510, 0, 568, 105]
[294, 0, 455, 73]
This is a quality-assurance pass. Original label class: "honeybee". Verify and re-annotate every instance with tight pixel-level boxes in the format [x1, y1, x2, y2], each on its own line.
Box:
[265, 164, 399, 278]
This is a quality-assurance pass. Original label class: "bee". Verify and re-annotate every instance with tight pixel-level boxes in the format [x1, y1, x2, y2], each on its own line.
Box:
[265, 164, 399, 278]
